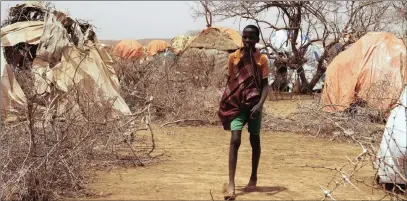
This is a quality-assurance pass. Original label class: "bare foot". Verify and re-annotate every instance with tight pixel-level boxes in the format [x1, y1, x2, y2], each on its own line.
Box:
[244, 179, 257, 192]
[224, 182, 235, 200]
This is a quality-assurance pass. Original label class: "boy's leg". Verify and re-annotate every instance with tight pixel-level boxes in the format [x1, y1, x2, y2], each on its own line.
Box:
[227, 112, 246, 196]
[246, 111, 262, 191]
[228, 130, 241, 195]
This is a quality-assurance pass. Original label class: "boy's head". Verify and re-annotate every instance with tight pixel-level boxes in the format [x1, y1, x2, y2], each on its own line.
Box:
[242, 25, 260, 49]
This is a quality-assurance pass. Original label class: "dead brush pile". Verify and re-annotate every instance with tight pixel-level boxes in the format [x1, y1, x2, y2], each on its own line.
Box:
[116, 49, 228, 125]
[0, 84, 155, 200]
[267, 102, 407, 200]
[263, 74, 402, 145]
[1, 2, 156, 200]
[263, 102, 384, 144]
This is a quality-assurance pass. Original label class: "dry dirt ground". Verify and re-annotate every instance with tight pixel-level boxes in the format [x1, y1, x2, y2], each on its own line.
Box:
[84, 98, 387, 200]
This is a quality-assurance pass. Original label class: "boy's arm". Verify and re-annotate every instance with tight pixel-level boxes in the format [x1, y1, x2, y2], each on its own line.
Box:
[259, 55, 270, 106]
[258, 78, 269, 106]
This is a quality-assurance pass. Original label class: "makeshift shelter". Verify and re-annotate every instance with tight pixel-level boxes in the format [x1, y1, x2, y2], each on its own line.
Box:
[211, 26, 242, 48]
[101, 43, 113, 53]
[0, 44, 27, 118]
[176, 26, 242, 88]
[321, 32, 407, 112]
[113, 39, 144, 60]
[1, 21, 44, 46]
[170, 35, 195, 55]
[375, 85, 407, 185]
[185, 26, 242, 51]
[1, 2, 131, 118]
[146, 40, 169, 57]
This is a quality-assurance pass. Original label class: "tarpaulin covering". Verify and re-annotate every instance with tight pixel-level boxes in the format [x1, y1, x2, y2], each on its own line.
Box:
[113, 39, 144, 60]
[1, 21, 44, 46]
[93, 37, 119, 87]
[1, 4, 131, 118]
[0, 45, 27, 117]
[33, 45, 132, 117]
[322, 32, 407, 112]
[35, 9, 71, 68]
[146, 40, 169, 56]
[375, 85, 407, 185]
[0, 20, 42, 118]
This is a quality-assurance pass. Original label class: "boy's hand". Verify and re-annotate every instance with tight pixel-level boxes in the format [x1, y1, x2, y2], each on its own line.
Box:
[250, 103, 262, 119]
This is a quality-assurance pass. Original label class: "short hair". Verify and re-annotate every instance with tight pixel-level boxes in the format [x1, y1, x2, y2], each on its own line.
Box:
[244, 25, 260, 37]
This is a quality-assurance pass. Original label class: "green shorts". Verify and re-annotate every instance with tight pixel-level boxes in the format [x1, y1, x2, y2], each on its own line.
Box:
[230, 108, 262, 135]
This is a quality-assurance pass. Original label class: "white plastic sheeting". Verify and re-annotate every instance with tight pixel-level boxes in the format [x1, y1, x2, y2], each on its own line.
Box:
[268, 30, 325, 91]
[375, 85, 407, 185]
[288, 43, 325, 91]
[270, 30, 310, 53]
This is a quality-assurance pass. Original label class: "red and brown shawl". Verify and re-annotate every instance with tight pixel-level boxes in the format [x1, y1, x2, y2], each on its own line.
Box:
[218, 49, 263, 130]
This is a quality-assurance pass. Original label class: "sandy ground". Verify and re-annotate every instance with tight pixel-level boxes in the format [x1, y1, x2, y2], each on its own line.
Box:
[84, 99, 387, 200]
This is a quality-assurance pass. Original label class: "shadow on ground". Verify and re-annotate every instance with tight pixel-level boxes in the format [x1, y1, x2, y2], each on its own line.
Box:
[235, 185, 288, 197]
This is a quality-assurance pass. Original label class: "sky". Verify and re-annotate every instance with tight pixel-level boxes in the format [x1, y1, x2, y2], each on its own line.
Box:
[1, 1, 278, 40]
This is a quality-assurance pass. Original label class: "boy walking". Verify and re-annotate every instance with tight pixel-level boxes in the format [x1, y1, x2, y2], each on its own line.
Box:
[218, 25, 269, 199]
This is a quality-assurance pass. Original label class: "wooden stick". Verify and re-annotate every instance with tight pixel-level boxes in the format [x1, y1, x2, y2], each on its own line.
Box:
[161, 119, 213, 127]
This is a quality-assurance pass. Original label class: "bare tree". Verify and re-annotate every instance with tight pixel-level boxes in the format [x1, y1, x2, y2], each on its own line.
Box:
[201, 1, 213, 27]
[192, 1, 397, 93]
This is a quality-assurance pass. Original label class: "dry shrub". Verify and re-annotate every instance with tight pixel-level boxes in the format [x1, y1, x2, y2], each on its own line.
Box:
[114, 58, 157, 111]
[116, 49, 229, 125]
[0, 2, 157, 200]
[1, 68, 155, 200]
[264, 78, 402, 144]
[263, 102, 384, 143]
[265, 67, 404, 140]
